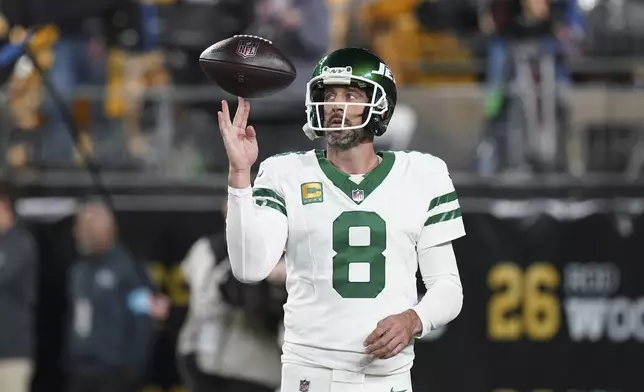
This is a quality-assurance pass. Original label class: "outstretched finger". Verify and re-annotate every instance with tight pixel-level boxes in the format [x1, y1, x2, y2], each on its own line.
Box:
[221, 100, 232, 128]
[240, 100, 251, 131]
[233, 97, 246, 128]
[218, 111, 235, 144]
[217, 111, 227, 137]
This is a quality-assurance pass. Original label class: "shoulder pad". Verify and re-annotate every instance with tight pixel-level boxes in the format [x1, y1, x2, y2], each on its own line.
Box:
[396, 150, 447, 171]
[255, 150, 310, 181]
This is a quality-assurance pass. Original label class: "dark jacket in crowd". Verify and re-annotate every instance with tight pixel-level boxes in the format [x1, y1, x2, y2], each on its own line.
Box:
[213, 233, 286, 336]
[0, 225, 38, 360]
[487, 0, 555, 39]
[245, 0, 330, 95]
[66, 244, 155, 378]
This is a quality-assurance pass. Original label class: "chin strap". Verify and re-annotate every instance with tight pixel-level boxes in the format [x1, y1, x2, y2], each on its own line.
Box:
[302, 124, 321, 141]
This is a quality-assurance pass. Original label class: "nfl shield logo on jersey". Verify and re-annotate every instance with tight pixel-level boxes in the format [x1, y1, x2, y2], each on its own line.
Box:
[351, 189, 365, 203]
[236, 39, 259, 59]
[299, 379, 310, 392]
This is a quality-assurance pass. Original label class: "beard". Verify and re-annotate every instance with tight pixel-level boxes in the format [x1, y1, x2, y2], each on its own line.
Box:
[323, 114, 373, 150]
[324, 128, 372, 150]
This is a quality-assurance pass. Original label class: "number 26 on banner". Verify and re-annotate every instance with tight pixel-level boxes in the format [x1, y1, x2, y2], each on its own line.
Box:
[487, 262, 561, 341]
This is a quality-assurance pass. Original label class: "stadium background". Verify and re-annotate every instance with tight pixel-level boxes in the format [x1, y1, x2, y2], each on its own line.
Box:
[1, 0, 644, 391]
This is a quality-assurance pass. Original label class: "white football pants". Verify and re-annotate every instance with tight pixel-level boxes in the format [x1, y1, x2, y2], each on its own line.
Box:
[280, 362, 412, 392]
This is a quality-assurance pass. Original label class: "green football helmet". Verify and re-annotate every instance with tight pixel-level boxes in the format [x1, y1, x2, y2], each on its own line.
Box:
[303, 47, 398, 141]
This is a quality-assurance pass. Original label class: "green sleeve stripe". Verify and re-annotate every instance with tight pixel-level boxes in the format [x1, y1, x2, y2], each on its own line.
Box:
[253, 188, 286, 206]
[428, 191, 458, 211]
[424, 208, 461, 226]
[255, 199, 287, 216]
[253, 196, 284, 208]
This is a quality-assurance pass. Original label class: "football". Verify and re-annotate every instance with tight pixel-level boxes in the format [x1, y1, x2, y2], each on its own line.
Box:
[199, 35, 297, 98]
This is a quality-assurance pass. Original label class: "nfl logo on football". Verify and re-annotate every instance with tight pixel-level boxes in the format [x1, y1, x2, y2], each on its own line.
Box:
[299, 379, 310, 392]
[236, 39, 259, 59]
[351, 189, 365, 202]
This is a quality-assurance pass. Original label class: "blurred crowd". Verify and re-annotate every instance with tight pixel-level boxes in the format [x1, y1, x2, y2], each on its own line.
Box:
[1, 0, 643, 177]
[0, 0, 641, 177]
[0, 0, 330, 173]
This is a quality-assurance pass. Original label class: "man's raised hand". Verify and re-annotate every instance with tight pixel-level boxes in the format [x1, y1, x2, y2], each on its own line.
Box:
[218, 97, 258, 188]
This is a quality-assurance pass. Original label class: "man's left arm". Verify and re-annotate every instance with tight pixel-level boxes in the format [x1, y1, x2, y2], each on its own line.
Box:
[410, 242, 463, 338]
[364, 241, 464, 358]
[365, 157, 465, 358]
[410, 158, 465, 337]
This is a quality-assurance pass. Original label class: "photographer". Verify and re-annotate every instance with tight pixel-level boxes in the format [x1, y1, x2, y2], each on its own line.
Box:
[176, 198, 285, 392]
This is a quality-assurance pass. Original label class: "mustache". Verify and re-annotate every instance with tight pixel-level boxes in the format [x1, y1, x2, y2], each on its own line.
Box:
[327, 113, 351, 126]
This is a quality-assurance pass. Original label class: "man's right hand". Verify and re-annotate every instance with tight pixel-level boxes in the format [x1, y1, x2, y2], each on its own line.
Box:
[218, 97, 258, 189]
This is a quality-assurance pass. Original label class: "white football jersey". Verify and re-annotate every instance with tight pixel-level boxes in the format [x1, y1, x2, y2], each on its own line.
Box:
[250, 149, 465, 375]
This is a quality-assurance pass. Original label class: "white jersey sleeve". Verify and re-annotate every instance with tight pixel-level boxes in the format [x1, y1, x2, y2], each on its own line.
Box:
[412, 242, 463, 338]
[409, 154, 466, 338]
[417, 157, 466, 250]
[226, 157, 288, 283]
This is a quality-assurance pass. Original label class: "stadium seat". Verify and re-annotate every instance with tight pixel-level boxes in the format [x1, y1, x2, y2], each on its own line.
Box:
[358, 0, 475, 85]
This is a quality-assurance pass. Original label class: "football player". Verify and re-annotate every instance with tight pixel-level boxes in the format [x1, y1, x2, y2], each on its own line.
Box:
[218, 47, 465, 392]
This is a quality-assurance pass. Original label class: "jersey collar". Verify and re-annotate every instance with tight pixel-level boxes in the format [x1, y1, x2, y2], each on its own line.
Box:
[315, 149, 395, 205]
